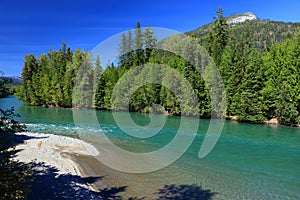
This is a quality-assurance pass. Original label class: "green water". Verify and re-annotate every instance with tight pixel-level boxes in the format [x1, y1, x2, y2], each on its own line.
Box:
[1, 96, 300, 199]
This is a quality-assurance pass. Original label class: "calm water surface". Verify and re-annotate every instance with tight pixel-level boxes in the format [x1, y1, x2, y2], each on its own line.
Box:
[1, 96, 299, 199]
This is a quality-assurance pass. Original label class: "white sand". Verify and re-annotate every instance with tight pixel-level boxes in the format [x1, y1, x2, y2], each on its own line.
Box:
[14, 132, 100, 176]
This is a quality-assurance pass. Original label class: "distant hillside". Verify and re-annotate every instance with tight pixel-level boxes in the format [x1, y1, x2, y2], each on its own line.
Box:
[1, 76, 22, 86]
[186, 12, 300, 51]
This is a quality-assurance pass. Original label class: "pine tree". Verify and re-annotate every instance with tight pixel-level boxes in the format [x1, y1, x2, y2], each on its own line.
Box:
[234, 50, 267, 122]
[143, 27, 157, 61]
[126, 30, 133, 53]
[63, 49, 86, 107]
[0, 71, 9, 98]
[73, 52, 94, 108]
[61, 41, 67, 55]
[161, 69, 181, 115]
[93, 55, 103, 106]
[133, 21, 144, 66]
[21, 54, 37, 104]
[207, 7, 229, 67]
[134, 21, 143, 50]
[119, 33, 127, 58]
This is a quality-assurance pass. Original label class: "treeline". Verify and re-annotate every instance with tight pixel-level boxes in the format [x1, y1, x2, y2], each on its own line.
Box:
[206, 8, 300, 124]
[16, 43, 102, 108]
[95, 28, 213, 117]
[0, 72, 10, 97]
[17, 9, 300, 125]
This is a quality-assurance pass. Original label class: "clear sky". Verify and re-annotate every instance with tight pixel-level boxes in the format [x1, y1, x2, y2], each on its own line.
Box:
[0, 0, 299, 76]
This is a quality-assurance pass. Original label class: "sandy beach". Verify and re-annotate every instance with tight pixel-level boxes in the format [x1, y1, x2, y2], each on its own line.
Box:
[13, 132, 104, 199]
[12, 132, 218, 200]
[12, 132, 168, 199]
[14, 132, 99, 175]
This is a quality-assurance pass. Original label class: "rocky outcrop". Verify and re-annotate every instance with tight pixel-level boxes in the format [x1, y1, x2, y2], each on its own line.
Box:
[265, 118, 279, 125]
[227, 12, 257, 25]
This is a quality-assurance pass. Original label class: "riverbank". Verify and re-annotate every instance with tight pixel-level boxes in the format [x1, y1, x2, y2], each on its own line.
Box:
[228, 115, 300, 127]
[12, 132, 218, 199]
[12, 132, 104, 199]
[12, 132, 174, 199]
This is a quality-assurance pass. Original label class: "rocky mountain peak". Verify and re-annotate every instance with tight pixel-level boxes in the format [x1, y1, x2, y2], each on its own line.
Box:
[227, 12, 257, 25]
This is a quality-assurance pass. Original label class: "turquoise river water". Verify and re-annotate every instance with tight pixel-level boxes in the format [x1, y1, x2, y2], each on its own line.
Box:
[0, 96, 299, 199]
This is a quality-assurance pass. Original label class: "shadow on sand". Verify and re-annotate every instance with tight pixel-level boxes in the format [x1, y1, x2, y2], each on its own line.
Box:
[155, 184, 216, 200]
[28, 161, 131, 199]
[28, 161, 216, 200]
[5, 133, 216, 200]
[2, 133, 127, 199]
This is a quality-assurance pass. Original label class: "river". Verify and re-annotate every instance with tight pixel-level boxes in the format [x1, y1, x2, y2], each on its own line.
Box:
[1, 96, 299, 199]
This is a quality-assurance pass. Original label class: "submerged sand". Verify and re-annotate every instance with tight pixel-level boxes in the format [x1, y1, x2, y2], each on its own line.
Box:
[13, 132, 158, 199]
[12, 132, 218, 199]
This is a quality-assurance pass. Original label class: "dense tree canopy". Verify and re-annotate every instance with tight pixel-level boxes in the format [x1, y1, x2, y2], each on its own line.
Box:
[17, 10, 300, 125]
[0, 71, 9, 98]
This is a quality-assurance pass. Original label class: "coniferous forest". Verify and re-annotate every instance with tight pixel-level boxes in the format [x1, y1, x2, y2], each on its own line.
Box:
[16, 9, 300, 125]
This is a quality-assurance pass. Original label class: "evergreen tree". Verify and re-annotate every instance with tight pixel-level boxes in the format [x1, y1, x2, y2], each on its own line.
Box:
[143, 27, 157, 61]
[119, 33, 127, 58]
[73, 52, 94, 108]
[133, 21, 144, 66]
[134, 21, 143, 50]
[220, 33, 253, 117]
[0, 71, 9, 98]
[21, 54, 37, 104]
[61, 41, 67, 55]
[93, 55, 103, 106]
[93, 55, 102, 87]
[63, 48, 85, 107]
[234, 50, 267, 122]
[126, 30, 133, 53]
[207, 7, 229, 67]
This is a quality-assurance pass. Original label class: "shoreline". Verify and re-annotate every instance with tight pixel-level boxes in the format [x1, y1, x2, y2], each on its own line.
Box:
[11, 132, 187, 199]
[12, 132, 162, 199]
[14, 132, 100, 175]
[22, 100, 300, 127]
[13, 132, 103, 199]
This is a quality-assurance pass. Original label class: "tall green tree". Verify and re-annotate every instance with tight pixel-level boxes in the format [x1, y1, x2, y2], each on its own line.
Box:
[220, 32, 254, 117]
[21, 54, 38, 104]
[134, 21, 143, 50]
[143, 27, 157, 61]
[233, 50, 267, 122]
[73, 52, 94, 108]
[62, 48, 85, 107]
[207, 7, 229, 67]
[119, 33, 127, 58]
[133, 21, 144, 66]
[93, 55, 102, 88]
[93, 55, 103, 106]
[0, 71, 9, 98]
[126, 30, 133, 52]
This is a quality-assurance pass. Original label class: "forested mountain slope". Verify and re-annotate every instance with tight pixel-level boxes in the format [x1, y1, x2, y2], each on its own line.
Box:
[187, 12, 300, 51]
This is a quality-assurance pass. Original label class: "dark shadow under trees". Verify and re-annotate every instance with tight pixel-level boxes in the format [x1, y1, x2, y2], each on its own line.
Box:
[156, 184, 216, 200]
[20, 160, 128, 200]
[28, 162, 103, 199]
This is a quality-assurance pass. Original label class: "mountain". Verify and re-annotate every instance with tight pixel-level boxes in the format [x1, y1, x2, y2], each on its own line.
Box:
[186, 12, 300, 51]
[1, 76, 22, 86]
[227, 12, 257, 25]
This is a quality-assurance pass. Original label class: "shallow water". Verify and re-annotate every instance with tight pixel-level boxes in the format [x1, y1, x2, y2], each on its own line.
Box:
[1, 96, 300, 199]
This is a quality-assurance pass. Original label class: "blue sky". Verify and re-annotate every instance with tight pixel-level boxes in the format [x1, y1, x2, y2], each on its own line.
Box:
[0, 0, 299, 76]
